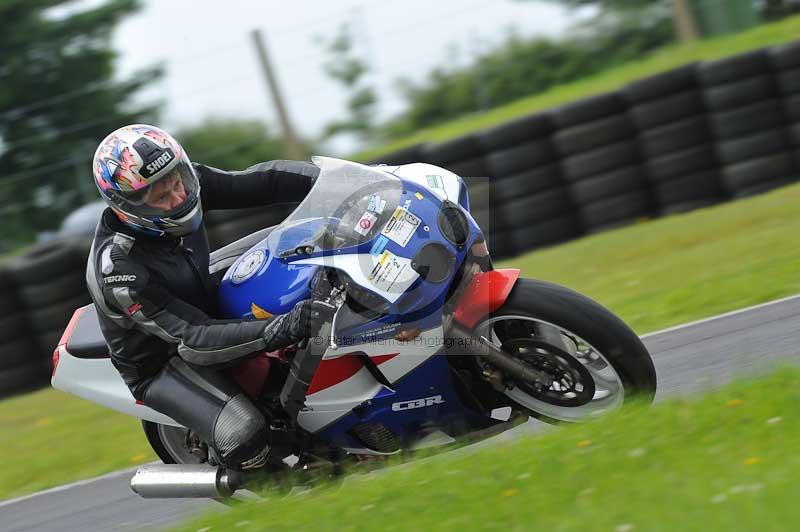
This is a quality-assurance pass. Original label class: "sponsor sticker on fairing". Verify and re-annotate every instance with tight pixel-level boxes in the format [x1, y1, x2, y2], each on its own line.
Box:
[356, 322, 399, 340]
[354, 211, 378, 236]
[370, 235, 389, 256]
[426, 175, 444, 189]
[367, 194, 386, 214]
[380, 207, 420, 247]
[368, 250, 419, 292]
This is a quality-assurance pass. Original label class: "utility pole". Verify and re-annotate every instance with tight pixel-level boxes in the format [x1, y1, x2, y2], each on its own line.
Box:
[672, 0, 701, 42]
[250, 29, 305, 160]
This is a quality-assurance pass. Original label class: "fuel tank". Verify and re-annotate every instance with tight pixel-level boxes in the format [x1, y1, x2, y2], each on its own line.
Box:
[217, 237, 317, 320]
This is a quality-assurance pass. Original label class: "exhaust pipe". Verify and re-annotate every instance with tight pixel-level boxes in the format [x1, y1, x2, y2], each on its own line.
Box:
[130, 464, 242, 499]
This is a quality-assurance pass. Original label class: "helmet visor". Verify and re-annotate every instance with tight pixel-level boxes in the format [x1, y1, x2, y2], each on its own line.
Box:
[116, 157, 200, 219]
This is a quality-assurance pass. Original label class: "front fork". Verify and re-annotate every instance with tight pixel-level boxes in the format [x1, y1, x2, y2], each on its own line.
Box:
[445, 267, 561, 390]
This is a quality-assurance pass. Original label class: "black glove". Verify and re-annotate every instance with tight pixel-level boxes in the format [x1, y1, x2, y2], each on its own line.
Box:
[288, 299, 337, 339]
[262, 299, 336, 350]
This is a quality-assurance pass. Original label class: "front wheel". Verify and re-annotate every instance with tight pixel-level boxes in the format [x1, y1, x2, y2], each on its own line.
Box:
[473, 278, 656, 423]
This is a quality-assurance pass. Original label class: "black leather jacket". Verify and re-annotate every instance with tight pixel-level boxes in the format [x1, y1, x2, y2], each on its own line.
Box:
[86, 160, 318, 399]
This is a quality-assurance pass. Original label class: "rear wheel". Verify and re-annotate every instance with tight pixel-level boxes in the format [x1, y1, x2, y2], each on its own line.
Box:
[473, 279, 656, 423]
[142, 421, 206, 465]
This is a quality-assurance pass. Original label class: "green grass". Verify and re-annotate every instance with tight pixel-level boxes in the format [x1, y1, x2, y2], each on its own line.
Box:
[2, 181, 799, 502]
[0, 386, 156, 500]
[355, 15, 800, 161]
[497, 182, 800, 334]
[173, 367, 800, 531]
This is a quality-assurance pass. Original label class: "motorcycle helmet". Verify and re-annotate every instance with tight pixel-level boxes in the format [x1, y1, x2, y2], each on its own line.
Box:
[92, 124, 202, 237]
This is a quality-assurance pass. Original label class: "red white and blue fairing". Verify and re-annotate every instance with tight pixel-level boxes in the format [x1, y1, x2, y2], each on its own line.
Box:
[217, 157, 485, 453]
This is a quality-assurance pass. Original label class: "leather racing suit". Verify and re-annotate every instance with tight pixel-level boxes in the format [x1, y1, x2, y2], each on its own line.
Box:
[86, 160, 319, 468]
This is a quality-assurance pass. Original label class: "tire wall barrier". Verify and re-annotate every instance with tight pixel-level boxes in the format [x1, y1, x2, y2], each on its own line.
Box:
[1, 41, 799, 399]
[0, 238, 93, 398]
[0, 200, 304, 399]
[368, 40, 800, 257]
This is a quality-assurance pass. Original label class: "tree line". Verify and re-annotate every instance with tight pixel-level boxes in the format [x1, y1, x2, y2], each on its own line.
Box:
[1, 0, 798, 249]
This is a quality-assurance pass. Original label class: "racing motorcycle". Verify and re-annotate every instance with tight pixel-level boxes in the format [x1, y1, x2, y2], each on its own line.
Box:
[52, 157, 656, 499]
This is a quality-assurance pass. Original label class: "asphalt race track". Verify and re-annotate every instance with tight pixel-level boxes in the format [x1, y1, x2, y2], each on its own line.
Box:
[2, 295, 800, 532]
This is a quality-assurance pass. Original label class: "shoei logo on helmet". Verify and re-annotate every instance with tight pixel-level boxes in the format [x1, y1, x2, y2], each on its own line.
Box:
[144, 150, 174, 176]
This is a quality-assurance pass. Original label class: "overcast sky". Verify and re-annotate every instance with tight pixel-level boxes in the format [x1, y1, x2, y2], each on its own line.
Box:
[112, 0, 583, 152]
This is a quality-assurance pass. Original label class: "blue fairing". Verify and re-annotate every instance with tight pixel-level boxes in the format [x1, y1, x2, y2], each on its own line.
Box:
[218, 242, 317, 319]
[219, 177, 480, 321]
[216, 159, 493, 451]
[458, 179, 470, 211]
[318, 352, 491, 451]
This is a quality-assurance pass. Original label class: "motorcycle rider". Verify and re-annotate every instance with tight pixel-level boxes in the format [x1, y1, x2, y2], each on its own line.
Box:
[87, 124, 334, 470]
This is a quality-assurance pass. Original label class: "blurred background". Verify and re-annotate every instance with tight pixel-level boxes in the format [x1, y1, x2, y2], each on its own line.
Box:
[1, 0, 798, 251]
[2, 1, 800, 518]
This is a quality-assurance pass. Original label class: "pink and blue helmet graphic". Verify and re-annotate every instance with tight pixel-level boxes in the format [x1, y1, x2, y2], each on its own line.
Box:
[94, 126, 183, 193]
[95, 137, 147, 193]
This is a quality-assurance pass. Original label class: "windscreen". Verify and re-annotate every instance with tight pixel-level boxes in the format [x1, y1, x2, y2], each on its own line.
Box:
[267, 157, 403, 257]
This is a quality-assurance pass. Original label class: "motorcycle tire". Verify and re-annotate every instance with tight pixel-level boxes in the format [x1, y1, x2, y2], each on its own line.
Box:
[486, 139, 556, 177]
[561, 141, 639, 182]
[474, 278, 656, 424]
[553, 115, 634, 157]
[569, 166, 643, 205]
[478, 112, 553, 151]
[142, 420, 204, 465]
[703, 75, 776, 112]
[639, 116, 712, 159]
[366, 143, 427, 166]
[9, 239, 85, 285]
[651, 170, 723, 211]
[623, 63, 698, 104]
[423, 134, 484, 166]
[710, 100, 783, 140]
[645, 145, 717, 183]
[0, 362, 48, 399]
[778, 68, 800, 96]
[552, 92, 625, 129]
[769, 41, 800, 71]
[698, 50, 769, 86]
[578, 190, 651, 232]
[492, 163, 563, 201]
[629, 90, 704, 130]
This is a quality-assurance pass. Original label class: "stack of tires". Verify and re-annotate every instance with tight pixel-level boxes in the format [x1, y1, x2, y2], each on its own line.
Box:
[625, 64, 723, 214]
[0, 265, 48, 397]
[206, 203, 301, 251]
[8, 239, 92, 381]
[366, 143, 429, 166]
[700, 50, 798, 197]
[479, 113, 578, 258]
[421, 134, 511, 257]
[553, 93, 652, 232]
[422, 134, 490, 187]
[352, 41, 800, 259]
[769, 42, 800, 169]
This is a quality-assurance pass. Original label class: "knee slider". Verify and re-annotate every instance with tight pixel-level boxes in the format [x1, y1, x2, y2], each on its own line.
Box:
[212, 394, 269, 467]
